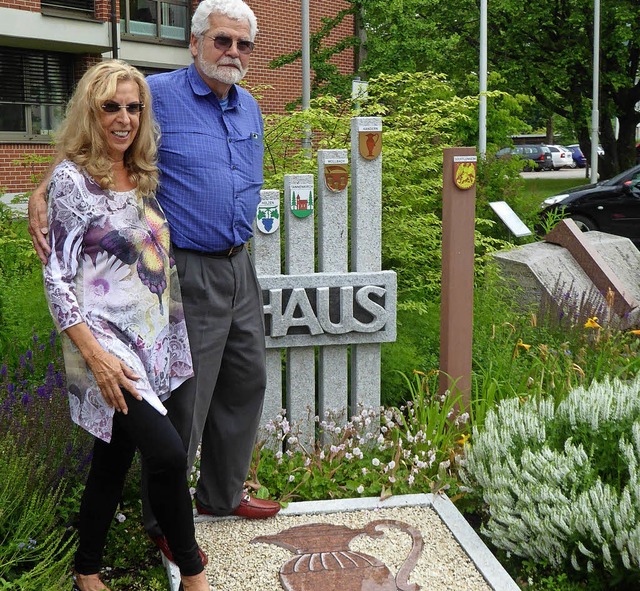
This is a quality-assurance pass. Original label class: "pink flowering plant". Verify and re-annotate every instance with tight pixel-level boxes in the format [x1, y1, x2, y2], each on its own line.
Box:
[246, 369, 470, 503]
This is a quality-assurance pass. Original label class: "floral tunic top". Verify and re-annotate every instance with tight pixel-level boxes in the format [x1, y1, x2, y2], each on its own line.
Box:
[43, 160, 193, 442]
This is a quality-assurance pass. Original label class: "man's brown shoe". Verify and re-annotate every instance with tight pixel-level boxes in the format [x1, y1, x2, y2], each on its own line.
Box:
[196, 494, 280, 519]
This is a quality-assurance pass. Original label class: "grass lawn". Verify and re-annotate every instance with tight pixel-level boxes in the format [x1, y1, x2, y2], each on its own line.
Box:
[522, 175, 591, 201]
[507, 174, 592, 229]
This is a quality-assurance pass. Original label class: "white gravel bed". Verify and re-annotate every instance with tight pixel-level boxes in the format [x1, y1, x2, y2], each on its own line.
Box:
[196, 505, 494, 591]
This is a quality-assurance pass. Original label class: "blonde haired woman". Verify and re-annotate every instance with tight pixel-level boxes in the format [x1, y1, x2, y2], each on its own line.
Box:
[43, 60, 209, 591]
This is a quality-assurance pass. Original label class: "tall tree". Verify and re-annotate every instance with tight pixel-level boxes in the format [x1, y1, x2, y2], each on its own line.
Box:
[355, 0, 640, 175]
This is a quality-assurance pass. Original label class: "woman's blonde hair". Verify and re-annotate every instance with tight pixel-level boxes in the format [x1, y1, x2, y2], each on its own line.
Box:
[55, 60, 159, 197]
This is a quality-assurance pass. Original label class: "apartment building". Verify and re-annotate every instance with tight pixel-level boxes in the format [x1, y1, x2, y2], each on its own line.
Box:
[0, 0, 354, 194]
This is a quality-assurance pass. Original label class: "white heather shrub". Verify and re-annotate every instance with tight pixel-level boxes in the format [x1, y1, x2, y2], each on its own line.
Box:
[462, 375, 640, 577]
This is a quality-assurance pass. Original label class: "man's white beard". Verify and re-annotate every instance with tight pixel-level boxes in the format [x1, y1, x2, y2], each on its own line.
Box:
[197, 51, 247, 85]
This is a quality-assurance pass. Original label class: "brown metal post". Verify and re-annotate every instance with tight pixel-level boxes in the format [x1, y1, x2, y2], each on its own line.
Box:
[439, 147, 477, 409]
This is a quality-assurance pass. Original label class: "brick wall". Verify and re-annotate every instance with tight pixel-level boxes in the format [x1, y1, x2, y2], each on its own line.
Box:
[245, 0, 354, 114]
[2, 1, 38, 10]
[94, 0, 113, 21]
[0, 145, 55, 194]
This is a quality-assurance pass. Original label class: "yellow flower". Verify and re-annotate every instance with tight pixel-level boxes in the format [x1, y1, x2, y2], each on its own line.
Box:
[584, 317, 602, 329]
[629, 330, 640, 336]
[512, 338, 532, 359]
[457, 433, 470, 446]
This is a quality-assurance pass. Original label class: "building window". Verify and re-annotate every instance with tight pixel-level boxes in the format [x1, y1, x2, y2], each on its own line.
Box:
[41, 0, 95, 14]
[0, 48, 74, 142]
[120, 0, 189, 44]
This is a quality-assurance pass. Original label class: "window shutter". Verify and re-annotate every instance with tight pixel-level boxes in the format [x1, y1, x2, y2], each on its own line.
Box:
[42, 0, 95, 12]
[0, 48, 74, 104]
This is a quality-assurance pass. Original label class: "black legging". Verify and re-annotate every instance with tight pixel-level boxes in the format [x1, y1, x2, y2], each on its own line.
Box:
[74, 390, 203, 577]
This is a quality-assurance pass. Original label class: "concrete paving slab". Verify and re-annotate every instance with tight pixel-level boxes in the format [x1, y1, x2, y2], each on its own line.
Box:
[193, 494, 518, 591]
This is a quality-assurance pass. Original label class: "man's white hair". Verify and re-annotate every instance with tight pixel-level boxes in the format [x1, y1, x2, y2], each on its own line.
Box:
[192, 0, 258, 41]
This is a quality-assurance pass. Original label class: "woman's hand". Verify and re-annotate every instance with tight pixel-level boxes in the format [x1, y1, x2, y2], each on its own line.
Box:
[86, 349, 142, 414]
[64, 322, 142, 415]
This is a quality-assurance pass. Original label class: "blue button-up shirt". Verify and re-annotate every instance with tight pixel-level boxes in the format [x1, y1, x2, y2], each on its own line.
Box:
[147, 64, 264, 252]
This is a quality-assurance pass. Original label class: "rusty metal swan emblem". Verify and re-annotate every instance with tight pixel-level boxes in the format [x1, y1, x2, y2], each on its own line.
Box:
[252, 519, 423, 591]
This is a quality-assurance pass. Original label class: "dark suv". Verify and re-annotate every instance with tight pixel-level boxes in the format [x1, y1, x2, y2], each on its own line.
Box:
[496, 144, 554, 171]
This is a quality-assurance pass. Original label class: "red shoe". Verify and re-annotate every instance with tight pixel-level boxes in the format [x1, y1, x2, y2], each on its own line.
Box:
[196, 494, 280, 519]
[150, 534, 208, 567]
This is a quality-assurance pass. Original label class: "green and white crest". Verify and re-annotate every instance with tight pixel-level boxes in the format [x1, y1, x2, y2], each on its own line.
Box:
[256, 197, 280, 234]
[290, 185, 314, 219]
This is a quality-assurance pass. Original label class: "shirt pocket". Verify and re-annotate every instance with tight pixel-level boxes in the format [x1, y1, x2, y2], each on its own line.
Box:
[233, 132, 264, 181]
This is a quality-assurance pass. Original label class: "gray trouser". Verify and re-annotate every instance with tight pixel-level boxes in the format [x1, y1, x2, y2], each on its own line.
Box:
[144, 246, 266, 534]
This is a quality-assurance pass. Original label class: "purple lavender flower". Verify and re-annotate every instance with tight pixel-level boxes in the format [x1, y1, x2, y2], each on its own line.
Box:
[1, 398, 13, 415]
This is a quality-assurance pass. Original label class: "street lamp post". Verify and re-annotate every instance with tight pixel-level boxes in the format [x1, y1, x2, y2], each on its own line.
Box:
[590, 0, 600, 183]
[479, 0, 487, 157]
[301, 0, 312, 154]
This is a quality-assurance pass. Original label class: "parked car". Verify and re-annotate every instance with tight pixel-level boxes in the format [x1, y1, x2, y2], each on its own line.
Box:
[496, 144, 554, 171]
[566, 144, 587, 168]
[545, 145, 576, 170]
[540, 163, 640, 246]
[567, 143, 607, 165]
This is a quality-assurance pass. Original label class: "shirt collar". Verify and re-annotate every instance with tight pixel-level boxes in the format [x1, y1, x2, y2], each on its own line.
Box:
[187, 63, 239, 108]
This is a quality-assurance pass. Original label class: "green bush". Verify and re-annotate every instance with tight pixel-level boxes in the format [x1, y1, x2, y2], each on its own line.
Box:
[262, 72, 516, 312]
[381, 305, 441, 407]
[0, 437, 75, 590]
[0, 205, 53, 361]
[0, 206, 38, 277]
[462, 375, 640, 585]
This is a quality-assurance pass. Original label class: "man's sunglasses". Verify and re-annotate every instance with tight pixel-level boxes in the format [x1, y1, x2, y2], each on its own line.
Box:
[101, 102, 145, 114]
[204, 35, 255, 55]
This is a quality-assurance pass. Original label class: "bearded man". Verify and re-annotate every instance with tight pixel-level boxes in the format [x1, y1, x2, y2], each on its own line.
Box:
[142, 0, 280, 543]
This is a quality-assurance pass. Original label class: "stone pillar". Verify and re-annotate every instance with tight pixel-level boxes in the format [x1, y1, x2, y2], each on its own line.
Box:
[252, 189, 283, 436]
[350, 117, 383, 414]
[284, 174, 316, 446]
[317, 149, 349, 426]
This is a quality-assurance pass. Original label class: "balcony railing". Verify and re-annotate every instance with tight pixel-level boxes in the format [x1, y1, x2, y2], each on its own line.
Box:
[41, 0, 95, 14]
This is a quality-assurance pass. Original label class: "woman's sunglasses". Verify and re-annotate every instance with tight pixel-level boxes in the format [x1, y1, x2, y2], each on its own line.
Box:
[101, 102, 145, 114]
[204, 35, 255, 55]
